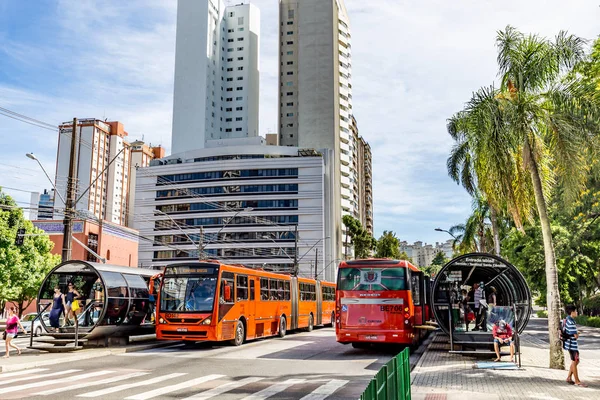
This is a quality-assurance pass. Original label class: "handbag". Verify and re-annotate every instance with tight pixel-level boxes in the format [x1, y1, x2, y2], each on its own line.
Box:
[2, 331, 6, 340]
[71, 300, 80, 312]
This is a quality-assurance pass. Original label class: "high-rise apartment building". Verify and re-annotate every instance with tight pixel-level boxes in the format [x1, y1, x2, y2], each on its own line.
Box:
[351, 117, 373, 235]
[171, 0, 260, 154]
[278, 0, 368, 258]
[55, 119, 162, 227]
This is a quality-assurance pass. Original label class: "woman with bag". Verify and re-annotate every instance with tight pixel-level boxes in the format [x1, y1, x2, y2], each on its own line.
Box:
[65, 282, 81, 326]
[49, 286, 67, 332]
[3, 306, 26, 358]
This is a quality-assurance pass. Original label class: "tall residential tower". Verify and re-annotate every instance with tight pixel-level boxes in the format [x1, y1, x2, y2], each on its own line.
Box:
[171, 0, 260, 154]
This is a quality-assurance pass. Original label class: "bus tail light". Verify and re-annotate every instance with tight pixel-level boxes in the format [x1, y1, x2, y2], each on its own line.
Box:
[404, 313, 410, 319]
[201, 317, 212, 325]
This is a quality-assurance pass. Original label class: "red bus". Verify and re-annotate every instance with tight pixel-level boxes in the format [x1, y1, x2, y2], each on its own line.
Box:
[335, 259, 427, 347]
[150, 261, 335, 345]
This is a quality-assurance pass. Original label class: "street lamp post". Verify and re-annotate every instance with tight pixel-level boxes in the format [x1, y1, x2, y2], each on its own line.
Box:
[435, 227, 457, 239]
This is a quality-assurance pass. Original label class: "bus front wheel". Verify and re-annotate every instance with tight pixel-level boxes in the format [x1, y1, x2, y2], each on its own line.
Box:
[231, 321, 245, 346]
[278, 316, 287, 338]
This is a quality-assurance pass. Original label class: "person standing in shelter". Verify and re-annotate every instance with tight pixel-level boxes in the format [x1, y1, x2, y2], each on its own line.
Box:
[472, 282, 483, 331]
[65, 282, 81, 326]
[3, 306, 26, 358]
[49, 286, 67, 332]
[563, 305, 587, 387]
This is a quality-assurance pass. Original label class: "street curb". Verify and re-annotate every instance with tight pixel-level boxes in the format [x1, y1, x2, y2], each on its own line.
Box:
[0, 340, 182, 373]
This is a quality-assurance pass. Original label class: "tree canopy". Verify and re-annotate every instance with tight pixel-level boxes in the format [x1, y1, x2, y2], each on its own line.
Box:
[375, 231, 401, 259]
[342, 215, 376, 259]
[0, 189, 60, 316]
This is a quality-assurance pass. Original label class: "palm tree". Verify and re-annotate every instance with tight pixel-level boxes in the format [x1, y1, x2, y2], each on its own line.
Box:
[449, 26, 600, 369]
[449, 194, 495, 254]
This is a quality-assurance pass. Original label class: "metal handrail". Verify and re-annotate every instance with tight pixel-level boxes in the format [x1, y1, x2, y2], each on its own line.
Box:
[30, 303, 52, 347]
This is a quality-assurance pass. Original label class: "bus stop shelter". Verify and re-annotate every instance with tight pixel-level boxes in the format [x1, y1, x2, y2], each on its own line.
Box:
[37, 260, 157, 339]
[431, 253, 532, 351]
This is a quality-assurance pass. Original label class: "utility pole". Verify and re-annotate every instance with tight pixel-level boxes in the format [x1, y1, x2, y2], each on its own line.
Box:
[293, 224, 298, 276]
[314, 248, 318, 280]
[198, 226, 204, 260]
[62, 118, 78, 262]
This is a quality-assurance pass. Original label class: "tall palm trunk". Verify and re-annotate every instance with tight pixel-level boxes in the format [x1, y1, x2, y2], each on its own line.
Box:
[524, 140, 564, 370]
[490, 207, 501, 256]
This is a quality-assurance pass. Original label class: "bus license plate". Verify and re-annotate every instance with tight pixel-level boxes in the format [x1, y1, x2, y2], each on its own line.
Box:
[366, 335, 378, 340]
[177, 328, 188, 332]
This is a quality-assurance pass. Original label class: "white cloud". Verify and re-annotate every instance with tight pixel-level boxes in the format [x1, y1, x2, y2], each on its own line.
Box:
[0, 0, 598, 243]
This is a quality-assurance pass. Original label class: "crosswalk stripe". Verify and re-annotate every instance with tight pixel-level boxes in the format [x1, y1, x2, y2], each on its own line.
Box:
[299, 379, 349, 400]
[0, 370, 113, 395]
[124, 374, 226, 400]
[182, 377, 265, 400]
[33, 371, 150, 396]
[78, 373, 187, 398]
[0, 368, 49, 379]
[240, 378, 306, 400]
[0, 369, 81, 387]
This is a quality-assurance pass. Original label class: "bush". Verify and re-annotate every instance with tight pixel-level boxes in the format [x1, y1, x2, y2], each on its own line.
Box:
[536, 310, 548, 318]
[575, 315, 600, 328]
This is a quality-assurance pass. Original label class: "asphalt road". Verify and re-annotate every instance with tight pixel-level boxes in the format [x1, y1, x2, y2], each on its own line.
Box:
[0, 327, 407, 400]
[522, 317, 600, 349]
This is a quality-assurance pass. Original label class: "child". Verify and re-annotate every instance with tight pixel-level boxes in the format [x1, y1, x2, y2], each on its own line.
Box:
[563, 305, 587, 387]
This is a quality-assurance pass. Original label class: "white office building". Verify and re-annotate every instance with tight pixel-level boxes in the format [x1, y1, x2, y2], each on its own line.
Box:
[278, 0, 364, 257]
[171, 0, 260, 154]
[133, 145, 339, 281]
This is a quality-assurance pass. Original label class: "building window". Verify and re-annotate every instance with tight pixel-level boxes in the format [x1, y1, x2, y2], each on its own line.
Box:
[227, 58, 233, 62]
[238, 66, 243, 71]
[236, 96, 243, 101]
[226, 107, 232, 112]
[238, 57, 244, 61]
[226, 88, 233, 92]
[236, 86, 243, 91]
[237, 77, 243, 81]
[286, 102, 294, 106]
[286, 41, 293, 45]
[287, 61, 293, 65]
[228, 28, 234, 33]
[290, 134, 294, 137]
[286, 82, 293, 86]
[237, 37, 244, 41]
[226, 118, 232, 122]
[286, 71, 293, 75]
[286, 113, 294, 117]
[236, 117, 243, 121]
[236, 106, 243, 111]
[237, 47, 244, 51]
[227, 67, 233, 71]
[287, 31, 293, 35]
[287, 51, 293, 55]
[287, 21, 293, 25]
[227, 48, 234, 52]
[286, 92, 293, 95]
[226, 98, 233, 101]
[287, 123, 294, 127]
[238, 27, 244, 31]
[236, 127, 243, 132]
[226, 128, 232, 132]
[228, 38, 234, 42]
[229, 11, 235, 17]
[227, 77, 233, 81]
[288, 9, 294, 19]
[238, 17, 244, 25]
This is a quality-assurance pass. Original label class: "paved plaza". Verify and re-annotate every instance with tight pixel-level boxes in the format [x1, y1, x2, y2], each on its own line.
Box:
[411, 318, 600, 400]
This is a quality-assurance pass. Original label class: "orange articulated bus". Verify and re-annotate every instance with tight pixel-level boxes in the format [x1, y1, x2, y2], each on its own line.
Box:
[335, 259, 429, 347]
[150, 261, 336, 345]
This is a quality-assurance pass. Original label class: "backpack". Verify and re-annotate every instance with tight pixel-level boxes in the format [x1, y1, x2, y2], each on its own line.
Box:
[559, 318, 570, 343]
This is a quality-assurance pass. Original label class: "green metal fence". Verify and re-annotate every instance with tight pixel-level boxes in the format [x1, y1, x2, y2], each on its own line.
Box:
[359, 347, 411, 400]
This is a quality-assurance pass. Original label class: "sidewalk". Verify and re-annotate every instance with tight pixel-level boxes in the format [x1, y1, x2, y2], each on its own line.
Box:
[411, 322, 600, 400]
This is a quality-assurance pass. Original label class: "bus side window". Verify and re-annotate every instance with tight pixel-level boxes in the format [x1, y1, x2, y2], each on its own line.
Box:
[269, 279, 277, 300]
[236, 275, 248, 301]
[284, 281, 290, 300]
[260, 278, 269, 300]
[250, 279, 255, 300]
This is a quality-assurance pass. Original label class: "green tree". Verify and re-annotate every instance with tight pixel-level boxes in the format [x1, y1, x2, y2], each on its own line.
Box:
[342, 215, 375, 259]
[0, 189, 60, 316]
[422, 251, 448, 277]
[449, 26, 600, 369]
[375, 231, 401, 259]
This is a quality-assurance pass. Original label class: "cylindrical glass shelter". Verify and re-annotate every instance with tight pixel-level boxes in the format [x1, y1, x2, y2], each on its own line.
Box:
[431, 253, 532, 335]
[37, 260, 157, 339]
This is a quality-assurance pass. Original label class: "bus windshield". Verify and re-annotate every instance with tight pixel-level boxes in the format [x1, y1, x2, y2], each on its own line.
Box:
[338, 267, 406, 291]
[160, 274, 218, 313]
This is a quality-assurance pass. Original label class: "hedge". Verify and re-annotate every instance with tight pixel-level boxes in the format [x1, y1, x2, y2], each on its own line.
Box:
[575, 315, 600, 328]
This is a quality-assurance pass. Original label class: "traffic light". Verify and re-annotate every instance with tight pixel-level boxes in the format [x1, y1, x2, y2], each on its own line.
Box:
[14, 228, 25, 246]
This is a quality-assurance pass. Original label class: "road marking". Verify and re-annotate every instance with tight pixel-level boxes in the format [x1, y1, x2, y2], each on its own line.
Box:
[215, 340, 312, 360]
[0, 368, 48, 379]
[78, 373, 187, 398]
[125, 374, 225, 400]
[240, 378, 306, 400]
[33, 371, 150, 395]
[299, 379, 349, 400]
[0, 369, 80, 386]
[1, 370, 112, 395]
[182, 376, 265, 400]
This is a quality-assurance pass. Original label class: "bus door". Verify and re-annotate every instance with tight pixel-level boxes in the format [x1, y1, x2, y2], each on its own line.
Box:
[291, 277, 299, 330]
[422, 276, 431, 321]
[316, 281, 323, 325]
[411, 271, 425, 326]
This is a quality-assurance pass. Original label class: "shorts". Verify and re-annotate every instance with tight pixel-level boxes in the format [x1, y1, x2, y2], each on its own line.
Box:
[6, 333, 16, 339]
[568, 350, 580, 362]
[494, 338, 513, 346]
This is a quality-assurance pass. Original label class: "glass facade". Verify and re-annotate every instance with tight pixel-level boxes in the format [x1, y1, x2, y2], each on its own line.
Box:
[158, 168, 298, 184]
[156, 184, 298, 199]
[156, 199, 298, 214]
[154, 215, 299, 230]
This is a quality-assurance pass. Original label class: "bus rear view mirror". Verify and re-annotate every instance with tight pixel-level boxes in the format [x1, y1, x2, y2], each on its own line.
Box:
[224, 285, 232, 302]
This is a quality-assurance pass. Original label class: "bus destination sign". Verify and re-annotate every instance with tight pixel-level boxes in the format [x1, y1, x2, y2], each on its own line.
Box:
[165, 266, 217, 275]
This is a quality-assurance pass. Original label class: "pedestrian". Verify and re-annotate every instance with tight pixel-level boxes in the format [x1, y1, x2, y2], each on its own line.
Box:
[563, 305, 587, 387]
[65, 282, 82, 326]
[472, 282, 484, 331]
[3, 306, 26, 358]
[49, 286, 67, 332]
[461, 289, 470, 331]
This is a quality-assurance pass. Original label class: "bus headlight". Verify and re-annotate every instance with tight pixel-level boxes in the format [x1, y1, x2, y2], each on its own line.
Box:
[201, 317, 212, 325]
[159, 318, 165, 324]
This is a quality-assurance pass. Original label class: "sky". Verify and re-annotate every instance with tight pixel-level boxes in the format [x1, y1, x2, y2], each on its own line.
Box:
[0, 0, 599, 244]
